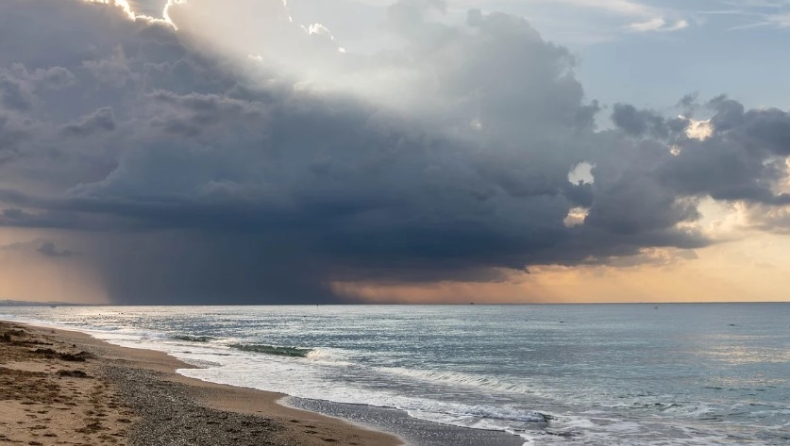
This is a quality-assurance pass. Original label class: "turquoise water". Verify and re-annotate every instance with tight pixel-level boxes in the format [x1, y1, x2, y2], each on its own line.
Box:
[2, 304, 789, 445]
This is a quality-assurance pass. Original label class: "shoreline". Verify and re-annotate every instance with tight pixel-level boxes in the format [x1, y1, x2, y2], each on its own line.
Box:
[0, 319, 403, 446]
[1, 318, 527, 446]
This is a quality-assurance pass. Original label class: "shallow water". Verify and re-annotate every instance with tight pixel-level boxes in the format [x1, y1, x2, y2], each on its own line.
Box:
[2, 304, 789, 445]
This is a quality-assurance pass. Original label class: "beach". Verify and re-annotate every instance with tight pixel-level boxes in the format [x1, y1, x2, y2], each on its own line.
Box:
[2, 305, 787, 446]
[0, 320, 402, 446]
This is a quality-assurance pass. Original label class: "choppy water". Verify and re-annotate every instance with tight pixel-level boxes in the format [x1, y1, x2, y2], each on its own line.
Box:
[2, 304, 789, 445]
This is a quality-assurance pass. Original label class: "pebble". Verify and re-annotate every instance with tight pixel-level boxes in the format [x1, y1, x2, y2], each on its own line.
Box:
[101, 365, 283, 446]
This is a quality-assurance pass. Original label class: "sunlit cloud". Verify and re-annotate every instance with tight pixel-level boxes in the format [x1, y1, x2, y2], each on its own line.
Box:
[556, 0, 655, 17]
[563, 207, 589, 228]
[685, 117, 713, 140]
[82, 0, 184, 29]
[503, 0, 690, 34]
[304, 23, 335, 40]
[627, 17, 689, 32]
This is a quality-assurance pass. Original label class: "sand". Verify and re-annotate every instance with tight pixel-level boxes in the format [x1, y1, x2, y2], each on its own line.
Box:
[0, 320, 402, 446]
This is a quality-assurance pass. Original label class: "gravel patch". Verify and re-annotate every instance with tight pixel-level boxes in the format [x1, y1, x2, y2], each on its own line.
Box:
[102, 365, 285, 446]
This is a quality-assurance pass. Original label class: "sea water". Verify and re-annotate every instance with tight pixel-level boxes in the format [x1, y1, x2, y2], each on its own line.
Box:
[2, 304, 789, 445]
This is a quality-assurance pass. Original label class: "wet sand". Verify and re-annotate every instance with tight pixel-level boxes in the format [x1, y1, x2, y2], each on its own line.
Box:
[0, 320, 402, 446]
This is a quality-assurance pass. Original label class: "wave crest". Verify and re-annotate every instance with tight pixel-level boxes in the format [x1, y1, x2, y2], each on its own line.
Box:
[230, 343, 312, 358]
[171, 335, 213, 343]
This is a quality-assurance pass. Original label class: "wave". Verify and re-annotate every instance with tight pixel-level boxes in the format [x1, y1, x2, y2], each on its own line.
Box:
[171, 335, 213, 343]
[229, 343, 312, 358]
[375, 366, 536, 396]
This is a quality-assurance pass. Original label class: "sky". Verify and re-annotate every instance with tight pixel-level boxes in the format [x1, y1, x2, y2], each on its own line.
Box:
[1, 0, 789, 304]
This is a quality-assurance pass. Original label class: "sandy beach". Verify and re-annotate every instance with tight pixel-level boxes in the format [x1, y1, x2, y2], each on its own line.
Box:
[0, 320, 402, 446]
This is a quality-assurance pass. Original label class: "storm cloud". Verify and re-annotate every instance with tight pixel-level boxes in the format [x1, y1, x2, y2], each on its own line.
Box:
[0, 0, 788, 304]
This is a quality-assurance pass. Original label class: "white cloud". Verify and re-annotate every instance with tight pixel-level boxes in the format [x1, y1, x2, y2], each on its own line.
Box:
[81, 0, 182, 28]
[750, 11, 790, 28]
[627, 17, 689, 32]
[563, 207, 589, 228]
[547, 0, 656, 17]
[355, 0, 657, 17]
[696, 1, 790, 30]
[481, 0, 690, 35]
[685, 117, 713, 140]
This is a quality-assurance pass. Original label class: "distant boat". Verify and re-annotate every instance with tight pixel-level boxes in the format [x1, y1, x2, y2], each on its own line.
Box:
[654, 306, 658, 310]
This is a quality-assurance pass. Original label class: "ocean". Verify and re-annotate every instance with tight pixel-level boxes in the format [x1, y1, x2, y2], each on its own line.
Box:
[2, 304, 788, 445]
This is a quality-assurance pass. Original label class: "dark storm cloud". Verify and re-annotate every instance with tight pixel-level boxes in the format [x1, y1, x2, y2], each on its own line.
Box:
[0, 207, 93, 231]
[0, 0, 788, 303]
[1, 238, 75, 258]
[657, 98, 790, 206]
[709, 96, 790, 157]
[0, 114, 29, 161]
[0, 75, 33, 111]
[611, 103, 691, 140]
[612, 104, 671, 139]
[0, 64, 76, 111]
[146, 90, 263, 136]
[62, 107, 116, 137]
[36, 241, 75, 258]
